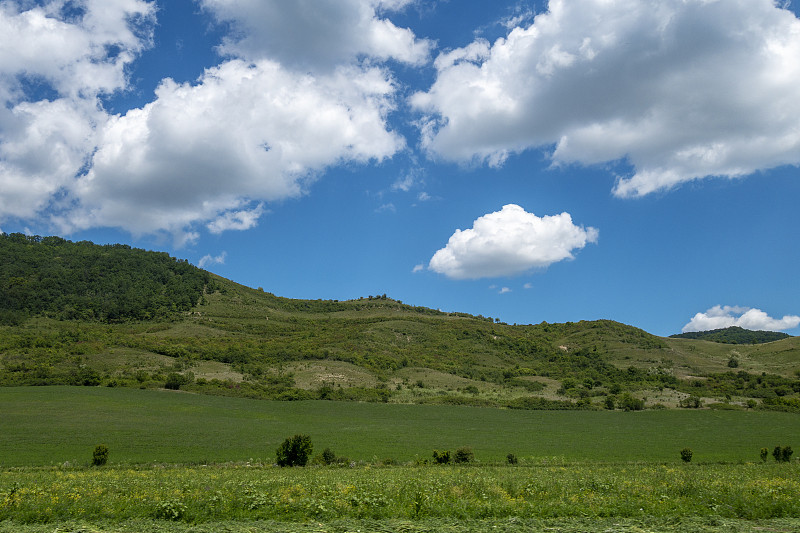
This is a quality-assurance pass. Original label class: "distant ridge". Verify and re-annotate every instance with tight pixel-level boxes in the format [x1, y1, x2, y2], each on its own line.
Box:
[670, 326, 791, 344]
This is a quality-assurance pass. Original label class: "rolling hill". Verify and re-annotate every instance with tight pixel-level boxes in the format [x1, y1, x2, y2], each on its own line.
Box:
[1, 232, 799, 411]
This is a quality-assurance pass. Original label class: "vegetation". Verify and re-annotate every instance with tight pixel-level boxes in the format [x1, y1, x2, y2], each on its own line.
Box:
[680, 447, 693, 463]
[276, 434, 313, 467]
[0, 233, 214, 324]
[92, 444, 109, 466]
[1, 463, 799, 527]
[2, 387, 800, 466]
[1, 233, 799, 413]
[670, 326, 791, 344]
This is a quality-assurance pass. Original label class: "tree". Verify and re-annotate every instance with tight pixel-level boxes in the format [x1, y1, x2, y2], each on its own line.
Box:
[432, 450, 451, 464]
[92, 444, 109, 466]
[680, 448, 693, 463]
[276, 434, 313, 467]
[453, 446, 474, 464]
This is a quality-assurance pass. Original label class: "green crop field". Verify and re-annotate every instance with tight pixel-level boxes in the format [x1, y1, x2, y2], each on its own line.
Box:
[1, 387, 799, 466]
[2, 387, 800, 532]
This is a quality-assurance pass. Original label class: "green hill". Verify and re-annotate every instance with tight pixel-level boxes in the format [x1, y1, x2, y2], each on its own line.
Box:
[670, 326, 791, 344]
[1, 233, 799, 411]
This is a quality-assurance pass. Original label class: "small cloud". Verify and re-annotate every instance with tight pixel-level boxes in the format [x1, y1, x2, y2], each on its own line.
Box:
[499, 287, 512, 294]
[392, 173, 416, 192]
[207, 204, 265, 234]
[682, 305, 800, 333]
[198, 251, 227, 269]
[376, 203, 396, 213]
[417, 192, 432, 201]
[412, 264, 424, 273]
[523, 283, 533, 289]
[174, 231, 200, 248]
[429, 204, 598, 280]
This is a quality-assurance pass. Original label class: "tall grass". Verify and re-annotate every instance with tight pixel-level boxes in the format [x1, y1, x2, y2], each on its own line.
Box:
[1, 463, 799, 524]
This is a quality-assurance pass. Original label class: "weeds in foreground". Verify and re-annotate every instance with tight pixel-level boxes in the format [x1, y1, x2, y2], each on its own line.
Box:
[1, 462, 798, 524]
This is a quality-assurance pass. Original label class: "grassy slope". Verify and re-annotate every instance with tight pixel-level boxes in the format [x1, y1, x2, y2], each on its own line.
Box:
[2, 386, 799, 467]
[1, 272, 799, 408]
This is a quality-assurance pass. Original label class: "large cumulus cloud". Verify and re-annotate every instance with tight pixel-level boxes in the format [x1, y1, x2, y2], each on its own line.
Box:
[412, 0, 800, 197]
[0, 0, 426, 243]
[429, 204, 598, 279]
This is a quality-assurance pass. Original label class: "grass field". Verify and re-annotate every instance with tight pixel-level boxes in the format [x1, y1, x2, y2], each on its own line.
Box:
[2, 387, 799, 466]
[1, 463, 799, 530]
[2, 387, 800, 532]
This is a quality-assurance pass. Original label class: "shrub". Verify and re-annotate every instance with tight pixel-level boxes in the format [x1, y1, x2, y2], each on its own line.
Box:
[454, 446, 474, 464]
[92, 444, 109, 466]
[154, 499, 186, 521]
[783, 446, 793, 462]
[775, 445, 794, 462]
[604, 395, 616, 410]
[320, 447, 337, 466]
[773, 446, 783, 462]
[760, 447, 769, 462]
[164, 372, 185, 390]
[620, 393, 644, 411]
[506, 453, 519, 465]
[276, 434, 313, 467]
[680, 448, 693, 463]
[679, 396, 702, 409]
[432, 450, 451, 464]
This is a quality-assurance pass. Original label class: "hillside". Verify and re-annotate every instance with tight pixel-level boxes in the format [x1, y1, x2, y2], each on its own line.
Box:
[670, 326, 791, 344]
[1, 233, 799, 411]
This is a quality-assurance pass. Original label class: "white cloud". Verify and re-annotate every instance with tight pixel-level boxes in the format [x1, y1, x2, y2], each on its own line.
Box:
[412, 264, 424, 273]
[1, 0, 411, 242]
[58, 60, 405, 240]
[682, 305, 800, 333]
[499, 287, 512, 294]
[429, 204, 598, 280]
[207, 204, 265, 234]
[198, 251, 227, 269]
[0, 0, 155, 223]
[412, 0, 800, 197]
[199, 0, 432, 70]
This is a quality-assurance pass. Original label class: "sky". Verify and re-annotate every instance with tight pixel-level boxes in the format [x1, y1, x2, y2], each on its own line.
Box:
[1, 0, 799, 337]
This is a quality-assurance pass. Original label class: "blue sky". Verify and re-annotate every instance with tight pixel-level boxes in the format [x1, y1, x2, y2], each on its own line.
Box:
[1, 0, 799, 336]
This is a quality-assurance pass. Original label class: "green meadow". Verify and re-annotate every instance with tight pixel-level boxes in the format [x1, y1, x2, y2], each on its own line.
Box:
[1, 387, 799, 466]
[2, 387, 800, 532]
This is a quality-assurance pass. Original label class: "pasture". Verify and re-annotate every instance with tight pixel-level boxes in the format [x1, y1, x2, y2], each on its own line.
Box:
[1, 387, 800, 466]
[2, 387, 800, 532]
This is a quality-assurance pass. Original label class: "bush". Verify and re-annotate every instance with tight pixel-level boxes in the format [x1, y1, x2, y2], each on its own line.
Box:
[320, 447, 337, 466]
[679, 396, 702, 409]
[680, 447, 693, 463]
[760, 447, 769, 462]
[276, 434, 313, 467]
[92, 444, 109, 466]
[773, 445, 793, 462]
[619, 393, 644, 411]
[506, 453, 519, 465]
[164, 372, 189, 390]
[604, 395, 616, 410]
[453, 446, 474, 464]
[782, 446, 793, 462]
[432, 450, 451, 464]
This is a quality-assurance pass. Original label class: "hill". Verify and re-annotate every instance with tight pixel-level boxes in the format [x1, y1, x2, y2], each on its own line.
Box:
[670, 326, 791, 344]
[1, 233, 799, 411]
[0, 233, 214, 324]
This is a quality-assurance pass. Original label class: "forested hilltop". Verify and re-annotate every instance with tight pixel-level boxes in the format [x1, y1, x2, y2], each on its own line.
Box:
[0, 233, 214, 324]
[1, 233, 799, 411]
[670, 326, 791, 344]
